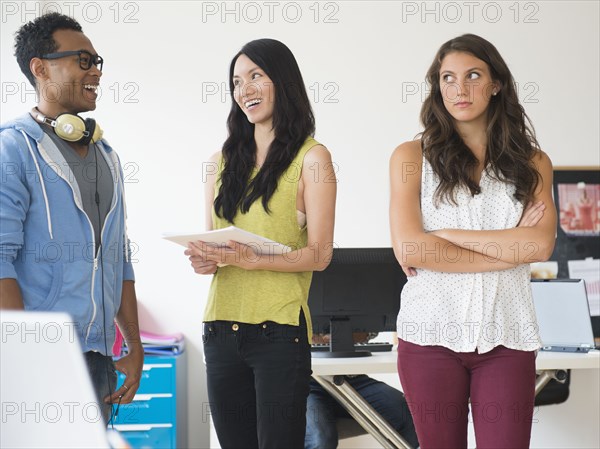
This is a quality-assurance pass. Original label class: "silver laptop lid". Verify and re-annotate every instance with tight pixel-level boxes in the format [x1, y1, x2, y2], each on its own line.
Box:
[0, 311, 110, 448]
[531, 279, 596, 352]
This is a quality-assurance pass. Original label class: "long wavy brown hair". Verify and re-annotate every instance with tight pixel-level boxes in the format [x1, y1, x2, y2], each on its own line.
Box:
[420, 34, 541, 205]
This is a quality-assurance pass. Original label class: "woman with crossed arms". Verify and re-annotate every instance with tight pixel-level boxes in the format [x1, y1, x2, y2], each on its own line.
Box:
[390, 34, 556, 448]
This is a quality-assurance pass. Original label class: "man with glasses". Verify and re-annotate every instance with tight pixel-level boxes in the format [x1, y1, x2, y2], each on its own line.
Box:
[0, 12, 143, 423]
[42, 49, 104, 70]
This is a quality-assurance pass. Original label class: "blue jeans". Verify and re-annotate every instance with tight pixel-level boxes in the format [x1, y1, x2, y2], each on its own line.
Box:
[203, 313, 312, 449]
[305, 375, 419, 449]
[84, 351, 117, 424]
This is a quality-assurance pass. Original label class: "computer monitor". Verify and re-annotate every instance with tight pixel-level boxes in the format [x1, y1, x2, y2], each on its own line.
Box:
[308, 247, 406, 357]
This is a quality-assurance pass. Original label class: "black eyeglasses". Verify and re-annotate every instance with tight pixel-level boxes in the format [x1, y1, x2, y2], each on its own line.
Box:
[41, 50, 103, 71]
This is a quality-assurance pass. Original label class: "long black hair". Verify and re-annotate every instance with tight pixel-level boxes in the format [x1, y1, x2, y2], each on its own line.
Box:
[420, 34, 540, 205]
[214, 39, 315, 223]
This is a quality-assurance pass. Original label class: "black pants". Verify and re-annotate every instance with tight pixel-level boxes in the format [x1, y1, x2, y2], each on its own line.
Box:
[203, 312, 312, 449]
[84, 351, 117, 424]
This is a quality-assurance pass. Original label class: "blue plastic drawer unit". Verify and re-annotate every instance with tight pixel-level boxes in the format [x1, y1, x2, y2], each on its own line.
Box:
[111, 354, 187, 449]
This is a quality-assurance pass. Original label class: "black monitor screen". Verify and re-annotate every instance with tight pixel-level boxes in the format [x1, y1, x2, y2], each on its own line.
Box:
[308, 247, 407, 357]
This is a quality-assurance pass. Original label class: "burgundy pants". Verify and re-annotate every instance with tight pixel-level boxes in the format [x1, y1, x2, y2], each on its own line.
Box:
[397, 339, 536, 449]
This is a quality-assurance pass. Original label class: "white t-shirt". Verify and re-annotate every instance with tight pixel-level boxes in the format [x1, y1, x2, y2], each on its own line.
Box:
[396, 157, 542, 353]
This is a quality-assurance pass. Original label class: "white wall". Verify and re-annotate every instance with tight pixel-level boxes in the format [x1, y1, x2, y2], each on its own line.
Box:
[1, 1, 599, 448]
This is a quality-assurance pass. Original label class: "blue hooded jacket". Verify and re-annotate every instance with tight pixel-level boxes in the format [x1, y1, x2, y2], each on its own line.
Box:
[1, 113, 135, 354]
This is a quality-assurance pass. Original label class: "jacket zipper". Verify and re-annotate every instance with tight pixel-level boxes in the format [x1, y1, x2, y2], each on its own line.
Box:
[36, 141, 119, 345]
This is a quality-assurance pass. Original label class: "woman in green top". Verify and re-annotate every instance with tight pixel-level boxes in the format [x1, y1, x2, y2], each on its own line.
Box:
[186, 39, 336, 449]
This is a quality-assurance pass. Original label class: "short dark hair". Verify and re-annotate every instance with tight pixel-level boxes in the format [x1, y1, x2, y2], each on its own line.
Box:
[14, 12, 83, 87]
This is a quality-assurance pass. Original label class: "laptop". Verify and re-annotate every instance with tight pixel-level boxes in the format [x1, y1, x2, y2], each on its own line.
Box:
[0, 311, 111, 448]
[531, 279, 596, 353]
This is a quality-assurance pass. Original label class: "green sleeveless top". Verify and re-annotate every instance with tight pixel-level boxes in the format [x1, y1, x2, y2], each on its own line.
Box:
[203, 137, 321, 341]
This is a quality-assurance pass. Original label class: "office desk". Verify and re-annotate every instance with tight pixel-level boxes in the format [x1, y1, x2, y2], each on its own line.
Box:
[311, 350, 600, 449]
